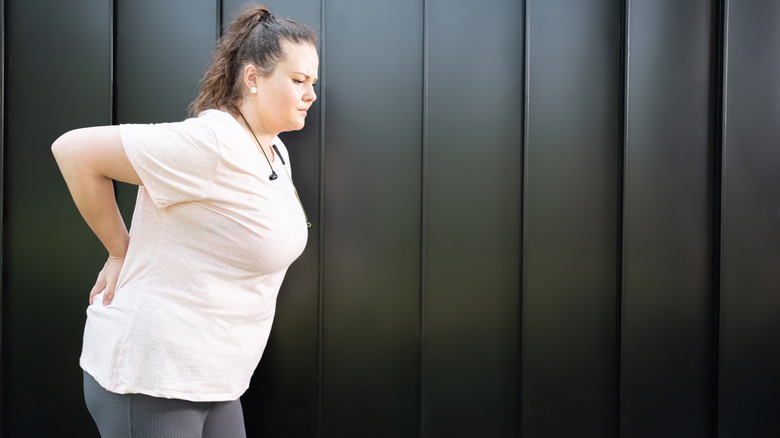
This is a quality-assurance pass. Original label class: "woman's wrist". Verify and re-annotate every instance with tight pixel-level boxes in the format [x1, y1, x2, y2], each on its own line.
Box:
[106, 235, 130, 260]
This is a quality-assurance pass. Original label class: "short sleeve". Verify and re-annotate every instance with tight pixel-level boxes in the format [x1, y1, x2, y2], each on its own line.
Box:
[121, 117, 221, 208]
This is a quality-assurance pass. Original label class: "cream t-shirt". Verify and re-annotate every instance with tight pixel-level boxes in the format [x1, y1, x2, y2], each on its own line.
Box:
[80, 109, 308, 401]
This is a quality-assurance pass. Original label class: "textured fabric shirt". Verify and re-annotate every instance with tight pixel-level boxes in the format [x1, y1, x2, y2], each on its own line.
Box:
[80, 109, 308, 401]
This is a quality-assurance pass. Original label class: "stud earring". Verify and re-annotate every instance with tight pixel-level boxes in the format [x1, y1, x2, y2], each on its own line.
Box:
[250, 86, 257, 94]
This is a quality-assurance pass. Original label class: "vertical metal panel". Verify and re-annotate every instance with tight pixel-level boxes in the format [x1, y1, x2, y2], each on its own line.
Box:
[0, 0, 3, 425]
[4, 0, 111, 436]
[114, 0, 216, 235]
[720, 1, 780, 436]
[521, 0, 622, 436]
[115, 0, 215, 124]
[221, 1, 323, 436]
[423, 0, 522, 436]
[322, 0, 422, 435]
[621, 1, 715, 436]
[0, 0, 6, 430]
[0, 0, 4, 428]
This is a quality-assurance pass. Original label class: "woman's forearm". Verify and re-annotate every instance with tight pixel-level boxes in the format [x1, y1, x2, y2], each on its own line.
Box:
[60, 168, 129, 257]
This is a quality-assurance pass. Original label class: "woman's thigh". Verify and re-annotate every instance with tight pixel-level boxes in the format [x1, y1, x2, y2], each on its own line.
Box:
[202, 398, 246, 438]
[84, 371, 240, 438]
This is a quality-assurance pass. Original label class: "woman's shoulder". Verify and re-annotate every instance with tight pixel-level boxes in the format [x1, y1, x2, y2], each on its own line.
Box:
[195, 109, 234, 126]
[192, 109, 246, 139]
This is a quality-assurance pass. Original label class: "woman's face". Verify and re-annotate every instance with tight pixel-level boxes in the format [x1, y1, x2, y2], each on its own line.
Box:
[253, 41, 319, 134]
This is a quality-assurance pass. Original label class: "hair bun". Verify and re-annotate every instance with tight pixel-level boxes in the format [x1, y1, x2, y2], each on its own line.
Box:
[258, 7, 271, 21]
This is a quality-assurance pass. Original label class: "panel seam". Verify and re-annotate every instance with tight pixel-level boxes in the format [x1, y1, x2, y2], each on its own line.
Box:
[418, 0, 429, 436]
[616, 0, 630, 436]
[0, 0, 6, 429]
[317, 0, 327, 436]
[216, 0, 223, 39]
[111, 0, 117, 124]
[519, 0, 530, 432]
[712, 1, 728, 436]
[518, 0, 530, 434]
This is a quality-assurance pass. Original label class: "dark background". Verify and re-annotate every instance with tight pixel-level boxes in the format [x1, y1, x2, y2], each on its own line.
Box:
[2, 0, 779, 437]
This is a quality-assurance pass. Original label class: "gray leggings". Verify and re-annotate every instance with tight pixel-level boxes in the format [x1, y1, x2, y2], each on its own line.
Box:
[83, 371, 247, 438]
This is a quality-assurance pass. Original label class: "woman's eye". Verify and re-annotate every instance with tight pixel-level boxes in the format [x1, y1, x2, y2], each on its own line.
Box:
[293, 79, 304, 85]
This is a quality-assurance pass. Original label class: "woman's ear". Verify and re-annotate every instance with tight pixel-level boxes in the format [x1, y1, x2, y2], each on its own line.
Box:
[242, 64, 260, 94]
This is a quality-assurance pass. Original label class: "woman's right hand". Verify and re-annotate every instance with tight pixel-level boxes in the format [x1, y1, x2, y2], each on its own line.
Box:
[89, 255, 125, 306]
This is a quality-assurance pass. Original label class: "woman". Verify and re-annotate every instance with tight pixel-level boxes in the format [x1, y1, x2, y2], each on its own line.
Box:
[52, 5, 317, 437]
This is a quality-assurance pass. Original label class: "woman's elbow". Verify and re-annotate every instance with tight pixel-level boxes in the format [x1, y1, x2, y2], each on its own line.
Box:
[51, 130, 88, 177]
[52, 130, 75, 162]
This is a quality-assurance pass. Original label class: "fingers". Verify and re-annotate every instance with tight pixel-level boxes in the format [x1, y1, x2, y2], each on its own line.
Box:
[90, 255, 125, 306]
[89, 281, 105, 305]
[88, 282, 114, 306]
[102, 283, 115, 306]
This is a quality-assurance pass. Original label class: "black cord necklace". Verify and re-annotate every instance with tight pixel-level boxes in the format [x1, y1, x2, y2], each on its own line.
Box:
[239, 112, 278, 181]
[239, 111, 311, 229]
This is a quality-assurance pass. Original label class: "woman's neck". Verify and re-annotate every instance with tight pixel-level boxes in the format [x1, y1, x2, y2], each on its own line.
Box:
[234, 105, 276, 154]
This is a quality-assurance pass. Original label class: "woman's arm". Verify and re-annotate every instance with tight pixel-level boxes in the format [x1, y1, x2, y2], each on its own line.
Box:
[52, 126, 141, 305]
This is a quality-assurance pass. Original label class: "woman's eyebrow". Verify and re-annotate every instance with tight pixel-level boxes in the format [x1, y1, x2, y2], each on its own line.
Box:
[293, 72, 318, 80]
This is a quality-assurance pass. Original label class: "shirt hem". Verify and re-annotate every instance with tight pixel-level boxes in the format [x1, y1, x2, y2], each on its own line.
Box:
[80, 363, 247, 402]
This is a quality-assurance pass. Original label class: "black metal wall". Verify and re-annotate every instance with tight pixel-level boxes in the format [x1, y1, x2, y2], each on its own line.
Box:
[2, 0, 779, 437]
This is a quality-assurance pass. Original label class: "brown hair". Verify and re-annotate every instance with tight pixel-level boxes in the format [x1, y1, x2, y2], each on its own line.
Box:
[189, 5, 317, 116]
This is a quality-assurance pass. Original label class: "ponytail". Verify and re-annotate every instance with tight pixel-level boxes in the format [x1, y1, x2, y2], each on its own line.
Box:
[189, 5, 316, 117]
